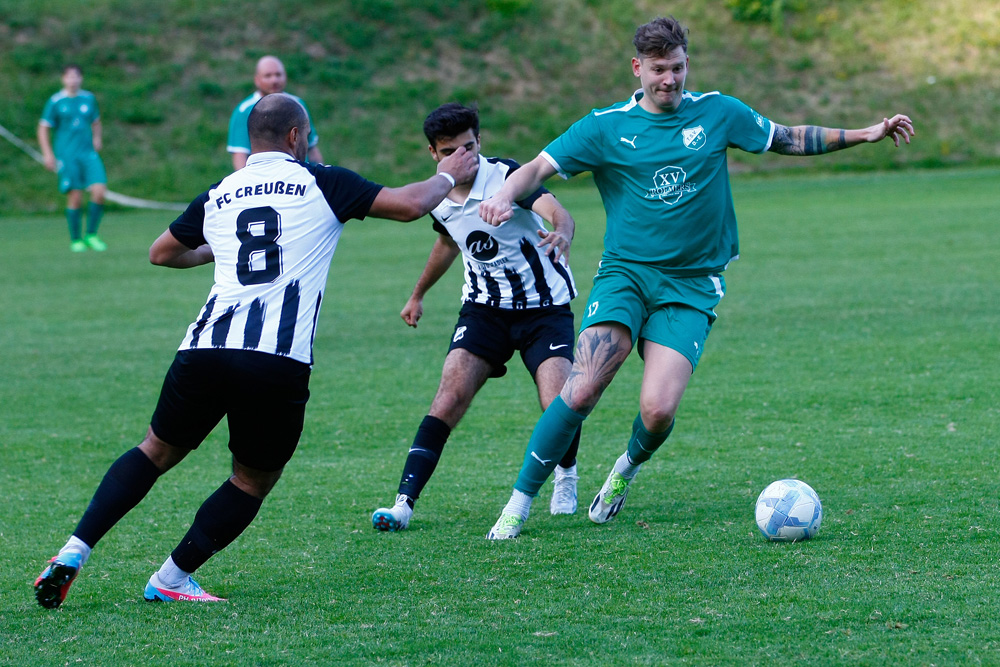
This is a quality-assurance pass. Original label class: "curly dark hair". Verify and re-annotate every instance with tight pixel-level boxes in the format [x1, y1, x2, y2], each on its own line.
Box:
[423, 103, 480, 147]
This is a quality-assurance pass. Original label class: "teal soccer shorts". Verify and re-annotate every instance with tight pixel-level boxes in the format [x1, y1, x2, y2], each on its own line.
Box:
[57, 151, 107, 193]
[579, 259, 726, 370]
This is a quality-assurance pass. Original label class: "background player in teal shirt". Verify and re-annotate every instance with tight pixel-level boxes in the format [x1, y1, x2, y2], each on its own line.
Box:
[38, 64, 108, 252]
[480, 16, 915, 539]
[227, 56, 322, 170]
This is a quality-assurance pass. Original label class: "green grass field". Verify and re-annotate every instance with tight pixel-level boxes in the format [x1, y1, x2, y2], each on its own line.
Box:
[1, 169, 998, 665]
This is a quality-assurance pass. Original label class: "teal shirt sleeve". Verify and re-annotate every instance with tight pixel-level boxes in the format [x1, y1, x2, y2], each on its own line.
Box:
[227, 104, 251, 153]
[89, 93, 100, 123]
[722, 95, 774, 154]
[40, 95, 57, 127]
[542, 112, 604, 178]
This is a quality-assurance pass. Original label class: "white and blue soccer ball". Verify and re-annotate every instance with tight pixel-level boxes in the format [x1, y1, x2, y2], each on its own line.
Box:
[755, 479, 822, 542]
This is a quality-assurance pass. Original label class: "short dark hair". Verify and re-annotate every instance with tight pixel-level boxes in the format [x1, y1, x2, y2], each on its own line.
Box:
[423, 103, 480, 147]
[62, 63, 82, 75]
[247, 93, 308, 145]
[633, 17, 689, 58]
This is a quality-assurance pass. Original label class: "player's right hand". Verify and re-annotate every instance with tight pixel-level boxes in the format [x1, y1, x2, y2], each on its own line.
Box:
[437, 145, 478, 187]
[478, 196, 514, 226]
[44, 155, 57, 171]
[401, 296, 423, 328]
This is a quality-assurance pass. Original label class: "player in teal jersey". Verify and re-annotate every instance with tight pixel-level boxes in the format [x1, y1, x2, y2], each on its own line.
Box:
[38, 64, 108, 252]
[227, 56, 322, 170]
[480, 16, 915, 539]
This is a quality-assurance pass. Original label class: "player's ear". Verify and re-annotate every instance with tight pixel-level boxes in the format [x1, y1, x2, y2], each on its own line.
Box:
[428, 144, 440, 162]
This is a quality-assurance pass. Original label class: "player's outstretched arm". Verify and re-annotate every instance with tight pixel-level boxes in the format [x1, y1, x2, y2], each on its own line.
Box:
[149, 229, 215, 268]
[401, 235, 460, 328]
[479, 155, 558, 226]
[769, 114, 915, 155]
[531, 193, 575, 262]
[369, 146, 477, 221]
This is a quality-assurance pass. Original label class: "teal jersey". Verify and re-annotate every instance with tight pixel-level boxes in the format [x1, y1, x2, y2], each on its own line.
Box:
[227, 91, 320, 154]
[40, 90, 100, 159]
[543, 90, 774, 275]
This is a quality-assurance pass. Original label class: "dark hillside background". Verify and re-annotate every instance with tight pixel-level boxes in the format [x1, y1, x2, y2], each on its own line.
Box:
[2, 0, 998, 212]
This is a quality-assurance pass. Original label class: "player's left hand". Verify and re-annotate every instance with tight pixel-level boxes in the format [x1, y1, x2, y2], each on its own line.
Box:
[876, 114, 915, 147]
[537, 228, 571, 262]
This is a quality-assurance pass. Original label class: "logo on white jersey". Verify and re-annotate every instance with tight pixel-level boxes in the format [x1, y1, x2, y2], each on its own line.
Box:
[465, 231, 499, 262]
[681, 126, 706, 151]
[645, 166, 697, 205]
[620, 135, 638, 149]
[453, 326, 467, 342]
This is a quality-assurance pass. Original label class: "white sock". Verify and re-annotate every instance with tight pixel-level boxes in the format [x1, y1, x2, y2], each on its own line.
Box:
[156, 556, 191, 588]
[60, 535, 92, 566]
[555, 464, 578, 479]
[503, 489, 533, 519]
[613, 452, 642, 480]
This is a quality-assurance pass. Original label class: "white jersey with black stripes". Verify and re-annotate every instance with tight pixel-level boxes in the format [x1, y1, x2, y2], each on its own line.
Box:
[429, 154, 577, 310]
[168, 151, 383, 365]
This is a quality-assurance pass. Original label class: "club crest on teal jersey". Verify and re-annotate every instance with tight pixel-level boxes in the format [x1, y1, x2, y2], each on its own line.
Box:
[682, 126, 706, 151]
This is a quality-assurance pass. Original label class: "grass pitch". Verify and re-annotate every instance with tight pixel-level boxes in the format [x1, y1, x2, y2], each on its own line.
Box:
[1, 169, 998, 665]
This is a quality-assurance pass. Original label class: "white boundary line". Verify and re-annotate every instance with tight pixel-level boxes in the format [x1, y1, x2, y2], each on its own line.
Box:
[0, 121, 187, 212]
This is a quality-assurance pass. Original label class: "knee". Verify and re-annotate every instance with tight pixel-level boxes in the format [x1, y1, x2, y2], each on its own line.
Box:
[638, 400, 676, 433]
[428, 388, 471, 428]
[560, 384, 602, 415]
[231, 469, 282, 499]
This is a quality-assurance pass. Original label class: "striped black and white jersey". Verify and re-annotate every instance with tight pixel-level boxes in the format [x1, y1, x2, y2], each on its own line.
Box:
[168, 151, 383, 365]
[430, 155, 577, 310]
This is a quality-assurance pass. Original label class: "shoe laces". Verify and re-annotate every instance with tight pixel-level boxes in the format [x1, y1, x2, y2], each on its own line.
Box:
[497, 513, 523, 531]
[605, 473, 628, 501]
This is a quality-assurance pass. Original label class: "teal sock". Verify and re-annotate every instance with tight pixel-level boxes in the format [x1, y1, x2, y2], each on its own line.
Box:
[513, 396, 586, 497]
[66, 209, 83, 241]
[625, 414, 674, 465]
[86, 202, 104, 235]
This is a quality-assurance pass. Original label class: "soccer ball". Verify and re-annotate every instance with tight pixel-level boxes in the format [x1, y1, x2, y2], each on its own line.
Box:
[754, 479, 822, 542]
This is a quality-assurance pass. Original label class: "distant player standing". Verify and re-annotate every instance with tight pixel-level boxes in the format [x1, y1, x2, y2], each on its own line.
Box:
[480, 16, 916, 538]
[33, 93, 477, 607]
[227, 55, 322, 170]
[38, 64, 108, 252]
[371, 103, 581, 532]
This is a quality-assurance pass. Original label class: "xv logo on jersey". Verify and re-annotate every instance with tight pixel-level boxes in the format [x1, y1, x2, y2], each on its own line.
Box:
[465, 230, 499, 262]
[681, 126, 706, 151]
[645, 166, 697, 205]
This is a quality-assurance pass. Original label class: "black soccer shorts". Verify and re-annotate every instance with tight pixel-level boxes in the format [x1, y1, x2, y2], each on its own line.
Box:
[447, 302, 575, 378]
[150, 348, 311, 472]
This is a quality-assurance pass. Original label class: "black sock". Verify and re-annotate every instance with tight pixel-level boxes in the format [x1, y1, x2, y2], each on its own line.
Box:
[397, 415, 451, 504]
[73, 447, 162, 548]
[558, 425, 581, 469]
[171, 480, 263, 573]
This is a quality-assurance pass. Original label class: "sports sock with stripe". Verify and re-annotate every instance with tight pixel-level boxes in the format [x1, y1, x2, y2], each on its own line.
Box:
[66, 208, 83, 241]
[513, 396, 586, 497]
[397, 415, 451, 505]
[86, 202, 104, 235]
[623, 413, 675, 473]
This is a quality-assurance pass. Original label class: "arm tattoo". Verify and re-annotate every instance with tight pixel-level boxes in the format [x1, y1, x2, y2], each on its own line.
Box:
[771, 125, 848, 156]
